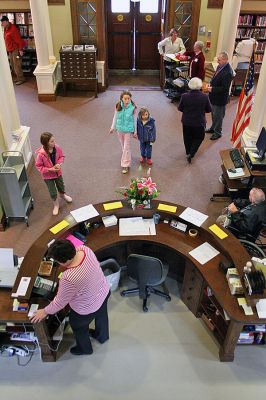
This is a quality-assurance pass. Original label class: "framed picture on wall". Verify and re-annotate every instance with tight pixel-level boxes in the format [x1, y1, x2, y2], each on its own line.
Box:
[207, 0, 224, 8]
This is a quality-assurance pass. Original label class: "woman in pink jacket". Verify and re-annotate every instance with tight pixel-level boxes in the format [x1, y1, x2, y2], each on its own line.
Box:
[35, 132, 72, 215]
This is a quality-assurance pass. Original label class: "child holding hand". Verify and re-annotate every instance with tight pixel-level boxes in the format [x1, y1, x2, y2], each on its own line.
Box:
[136, 107, 156, 165]
[110, 90, 137, 174]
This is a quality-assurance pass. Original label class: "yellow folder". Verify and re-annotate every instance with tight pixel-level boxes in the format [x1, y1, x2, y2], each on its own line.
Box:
[103, 201, 123, 211]
[157, 203, 177, 213]
[49, 220, 70, 234]
[209, 224, 228, 239]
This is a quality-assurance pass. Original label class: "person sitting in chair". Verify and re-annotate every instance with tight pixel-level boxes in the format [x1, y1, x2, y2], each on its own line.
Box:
[216, 188, 266, 237]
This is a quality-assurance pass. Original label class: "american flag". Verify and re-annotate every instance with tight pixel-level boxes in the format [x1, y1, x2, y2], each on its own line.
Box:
[231, 49, 255, 148]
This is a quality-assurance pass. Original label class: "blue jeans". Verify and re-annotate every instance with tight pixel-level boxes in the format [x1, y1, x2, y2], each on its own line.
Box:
[210, 104, 226, 135]
[140, 142, 152, 159]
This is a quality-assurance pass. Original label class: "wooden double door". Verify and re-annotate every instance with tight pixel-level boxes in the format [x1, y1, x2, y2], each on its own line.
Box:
[107, 0, 162, 70]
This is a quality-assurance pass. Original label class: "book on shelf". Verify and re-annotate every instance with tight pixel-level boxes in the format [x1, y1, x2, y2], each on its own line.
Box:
[238, 14, 253, 26]
[28, 13, 32, 24]
[15, 12, 25, 25]
[18, 25, 28, 38]
[27, 38, 35, 49]
[28, 25, 34, 37]
[256, 15, 266, 27]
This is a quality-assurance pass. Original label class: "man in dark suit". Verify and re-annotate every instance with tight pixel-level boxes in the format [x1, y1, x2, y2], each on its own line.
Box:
[206, 52, 234, 140]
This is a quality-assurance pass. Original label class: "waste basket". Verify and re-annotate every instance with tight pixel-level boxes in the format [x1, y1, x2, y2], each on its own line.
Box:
[100, 258, 121, 292]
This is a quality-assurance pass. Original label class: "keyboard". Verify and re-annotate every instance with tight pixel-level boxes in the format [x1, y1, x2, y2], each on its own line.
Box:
[229, 148, 245, 168]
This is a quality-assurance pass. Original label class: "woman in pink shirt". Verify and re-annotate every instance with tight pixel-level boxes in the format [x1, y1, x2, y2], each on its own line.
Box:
[31, 239, 110, 356]
[35, 132, 72, 216]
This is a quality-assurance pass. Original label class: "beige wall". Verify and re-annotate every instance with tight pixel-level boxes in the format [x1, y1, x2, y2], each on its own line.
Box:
[197, 0, 222, 61]
[197, 0, 266, 61]
[0, 0, 73, 60]
[48, 0, 73, 59]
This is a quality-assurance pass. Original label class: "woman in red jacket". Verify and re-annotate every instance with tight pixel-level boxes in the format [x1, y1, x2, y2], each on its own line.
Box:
[184, 41, 205, 81]
[35, 132, 72, 216]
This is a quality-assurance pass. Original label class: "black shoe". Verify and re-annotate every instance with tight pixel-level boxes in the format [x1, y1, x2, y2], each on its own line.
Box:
[205, 128, 214, 133]
[70, 346, 93, 356]
[89, 329, 109, 344]
[186, 154, 192, 164]
[210, 133, 221, 140]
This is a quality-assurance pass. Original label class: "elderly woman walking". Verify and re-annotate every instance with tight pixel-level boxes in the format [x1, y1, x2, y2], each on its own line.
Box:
[178, 77, 212, 163]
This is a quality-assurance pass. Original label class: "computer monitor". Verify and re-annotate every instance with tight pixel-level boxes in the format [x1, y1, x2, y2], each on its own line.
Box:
[256, 127, 266, 161]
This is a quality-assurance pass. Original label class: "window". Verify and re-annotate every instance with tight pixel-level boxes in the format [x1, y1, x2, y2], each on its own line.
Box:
[140, 0, 159, 13]
[111, 0, 130, 13]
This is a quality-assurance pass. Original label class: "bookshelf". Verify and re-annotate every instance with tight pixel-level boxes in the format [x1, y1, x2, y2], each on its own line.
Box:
[236, 13, 266, 74]
[0, 11, 36, 75]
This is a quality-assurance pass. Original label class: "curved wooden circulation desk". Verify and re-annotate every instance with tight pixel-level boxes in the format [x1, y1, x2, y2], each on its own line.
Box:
[1, 200, 265, 362]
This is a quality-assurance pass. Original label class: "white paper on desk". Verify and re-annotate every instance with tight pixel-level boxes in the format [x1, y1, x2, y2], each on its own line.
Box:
[70, 204, 99, 223]
[143, 219, 156, 235]
[119, 217, 156, 236]
[189, 242, 220, 265]
[0, 248, 14, 270]
[226, 168, 245, 178]
[12, 276, 31, 297]
[256, 299, 266, 318]
[179, 207, 208, 227]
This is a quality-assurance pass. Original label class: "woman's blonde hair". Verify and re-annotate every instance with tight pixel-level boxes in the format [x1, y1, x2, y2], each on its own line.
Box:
[139, 107, 150, 119]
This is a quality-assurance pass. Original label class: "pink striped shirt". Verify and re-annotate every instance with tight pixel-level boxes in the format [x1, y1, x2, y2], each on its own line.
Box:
[44, 246, 110, 315]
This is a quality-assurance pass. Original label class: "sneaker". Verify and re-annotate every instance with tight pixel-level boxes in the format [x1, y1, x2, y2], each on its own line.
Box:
[147, 159, 153, 165]
[140, 157, 146, 164]
[70, 346, 93, 356]
[63, 194, 72, 203]
[122, 167, 129, 174]
[52, 199, 59, 216]
[15, 80, 26, 85]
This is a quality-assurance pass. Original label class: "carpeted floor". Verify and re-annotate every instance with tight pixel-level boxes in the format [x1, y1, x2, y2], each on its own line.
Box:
[0, 79, 238, 256]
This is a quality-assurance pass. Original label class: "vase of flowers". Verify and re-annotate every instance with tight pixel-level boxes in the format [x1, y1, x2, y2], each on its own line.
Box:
[118, 170, 159, 210]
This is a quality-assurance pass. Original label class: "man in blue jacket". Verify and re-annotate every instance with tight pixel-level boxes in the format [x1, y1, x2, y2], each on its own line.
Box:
[206, 52, 234, 140]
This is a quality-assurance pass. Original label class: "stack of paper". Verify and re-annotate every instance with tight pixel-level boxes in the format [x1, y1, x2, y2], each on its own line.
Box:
[102, 215, 118, 227]
[226, 168, 245, 178]
[189, 242, 219, 265]
[256, 299, 266, 318]
[119, 217, 156, 236]
[70, 204, 99, 223]
[179, 207, 208, 227]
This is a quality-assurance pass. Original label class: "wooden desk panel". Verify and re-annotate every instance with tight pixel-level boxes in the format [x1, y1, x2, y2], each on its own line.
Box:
[2, 200, 265, 362]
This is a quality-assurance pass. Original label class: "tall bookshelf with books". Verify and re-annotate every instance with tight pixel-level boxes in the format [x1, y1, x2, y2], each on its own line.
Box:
[236, 13, 266, 75]
[0, 11, 37, 75]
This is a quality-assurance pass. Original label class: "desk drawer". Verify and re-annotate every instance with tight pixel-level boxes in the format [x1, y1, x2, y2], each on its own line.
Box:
[181, 263, 204, 316]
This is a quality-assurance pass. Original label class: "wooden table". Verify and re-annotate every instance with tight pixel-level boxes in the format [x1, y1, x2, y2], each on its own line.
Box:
[1, 200, 265, 362]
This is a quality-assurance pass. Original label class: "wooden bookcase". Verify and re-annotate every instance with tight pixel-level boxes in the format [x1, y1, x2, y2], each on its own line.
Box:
[236, 12, 266, 74]
[0, 10, 37, 75]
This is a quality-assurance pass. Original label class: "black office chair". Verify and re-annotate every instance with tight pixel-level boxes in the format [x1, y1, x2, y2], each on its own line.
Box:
[120, 254, 171, 312]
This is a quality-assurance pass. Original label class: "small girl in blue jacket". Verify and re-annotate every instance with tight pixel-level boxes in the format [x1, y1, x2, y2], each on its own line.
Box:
[137, 107, 156, 165]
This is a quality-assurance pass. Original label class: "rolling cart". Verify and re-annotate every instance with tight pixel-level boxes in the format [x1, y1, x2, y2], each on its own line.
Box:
[0, 151, 33, 227]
